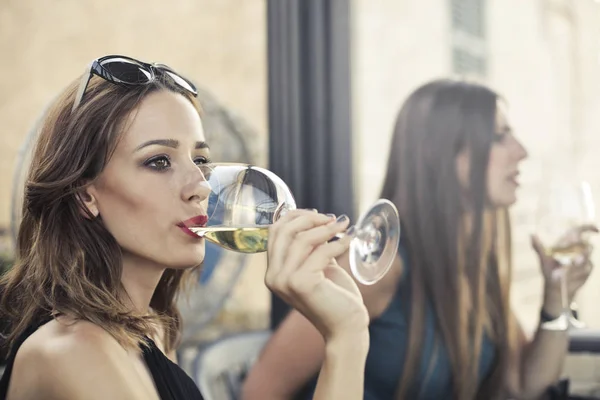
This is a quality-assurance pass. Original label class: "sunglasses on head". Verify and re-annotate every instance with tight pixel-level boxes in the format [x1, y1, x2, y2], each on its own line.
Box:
[72, 55, 198, 112]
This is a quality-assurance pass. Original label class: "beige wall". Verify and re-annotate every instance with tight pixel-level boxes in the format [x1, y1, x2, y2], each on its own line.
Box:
[487, 0, 600, 333]
[0, 0, 268, 230]
[351, 0, 450, 213]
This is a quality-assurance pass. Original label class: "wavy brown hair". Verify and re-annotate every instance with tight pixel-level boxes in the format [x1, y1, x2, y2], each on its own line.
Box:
[0, 73, 202, 355]
[380, 79, 514, 400]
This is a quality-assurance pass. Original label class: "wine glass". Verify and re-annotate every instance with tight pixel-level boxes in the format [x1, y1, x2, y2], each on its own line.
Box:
[185, 163, 401, 285]
[535, 179, 596, 330]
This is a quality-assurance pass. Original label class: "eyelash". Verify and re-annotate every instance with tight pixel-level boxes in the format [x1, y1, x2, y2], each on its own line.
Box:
[143, 154, 212, 172]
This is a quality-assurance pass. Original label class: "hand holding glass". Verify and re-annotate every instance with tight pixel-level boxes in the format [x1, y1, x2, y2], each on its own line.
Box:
[535, 180, 596, 330]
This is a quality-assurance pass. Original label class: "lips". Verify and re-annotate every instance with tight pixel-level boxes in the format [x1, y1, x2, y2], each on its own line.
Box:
[180, 215, 208, 228]
[177, 215, 208, 239]
[507, 171, 520, 186]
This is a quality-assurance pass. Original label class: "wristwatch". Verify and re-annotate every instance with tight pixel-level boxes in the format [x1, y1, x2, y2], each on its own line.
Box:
[540, 308, 559, 323]
[539, 308, 568, 331]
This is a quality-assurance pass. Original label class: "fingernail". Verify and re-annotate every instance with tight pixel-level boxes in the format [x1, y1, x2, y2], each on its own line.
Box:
[346, 225, 356, 236]
[310, 208, 318, 213]
[327, 213, 336, 219]
[336, 214, 349, 224]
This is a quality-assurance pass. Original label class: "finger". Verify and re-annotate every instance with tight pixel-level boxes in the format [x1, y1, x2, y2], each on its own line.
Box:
[574, 224, 599, 235]
[568, 243, 592, 268]
[279, 217, 352, 280]
[568, 264, 590, 280]
[572, 253, 587, 267]
[531, 234, 548, 259]
[283, 235, 355, 300]
[567, 275, 590, 297]
[568, 274, 591, 292]
[569, 260, 593, 280]
[565, 224, 599, 240]
[266, 212, 336, 285]
[567, 258, 592, 280]
[295, 215, 350, 247]
[557, 225, 599, 247]
[300, 231, 354, 275]
[269, 208, 318, 239]
[574, 242, 593, 263]
[269, 211, 333, 253]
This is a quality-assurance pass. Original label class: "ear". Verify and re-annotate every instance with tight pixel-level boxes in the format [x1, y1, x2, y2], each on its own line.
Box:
[77, 184, 99, 219]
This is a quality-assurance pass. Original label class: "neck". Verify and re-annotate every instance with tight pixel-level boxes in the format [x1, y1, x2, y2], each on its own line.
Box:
[120, 251, 166, 314]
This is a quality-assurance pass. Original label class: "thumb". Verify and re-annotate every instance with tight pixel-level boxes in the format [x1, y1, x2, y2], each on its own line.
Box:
[531, 234, 560, 280]
[531, 234, 546, 258]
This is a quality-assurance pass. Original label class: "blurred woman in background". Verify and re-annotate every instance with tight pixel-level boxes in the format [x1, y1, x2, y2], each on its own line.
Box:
[243, 79, 596, 400]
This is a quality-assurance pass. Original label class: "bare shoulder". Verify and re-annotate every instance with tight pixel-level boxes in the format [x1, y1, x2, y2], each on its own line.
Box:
[336, 249, 404, 319]
[8, 318, 148, 400]
[20, 317, 123, 361]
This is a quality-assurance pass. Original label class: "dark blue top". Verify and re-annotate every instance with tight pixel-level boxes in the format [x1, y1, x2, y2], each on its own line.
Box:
[306, 244, 497, 399]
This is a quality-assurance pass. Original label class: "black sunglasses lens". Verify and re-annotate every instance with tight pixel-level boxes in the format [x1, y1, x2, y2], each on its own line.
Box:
[100, 58, 152, 84]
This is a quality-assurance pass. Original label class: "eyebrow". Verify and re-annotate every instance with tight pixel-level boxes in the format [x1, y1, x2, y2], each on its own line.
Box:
[134, 139, 210, 152]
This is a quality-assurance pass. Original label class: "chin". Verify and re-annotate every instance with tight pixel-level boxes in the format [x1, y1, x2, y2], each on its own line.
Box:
[165, 249, 206, 269]
[492, 194, 517, 208]
[174, 257, 205, 270]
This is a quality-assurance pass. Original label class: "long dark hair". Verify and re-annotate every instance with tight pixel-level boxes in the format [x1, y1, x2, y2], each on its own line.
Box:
[0, 73, 202, 354]
[381, 79, 513, 399]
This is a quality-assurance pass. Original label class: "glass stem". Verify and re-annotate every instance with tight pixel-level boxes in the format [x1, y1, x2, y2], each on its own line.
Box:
[560, 265, 570, 317]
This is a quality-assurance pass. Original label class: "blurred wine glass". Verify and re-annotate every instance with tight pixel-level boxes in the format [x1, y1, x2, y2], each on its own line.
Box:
[535, 179, 595, 330]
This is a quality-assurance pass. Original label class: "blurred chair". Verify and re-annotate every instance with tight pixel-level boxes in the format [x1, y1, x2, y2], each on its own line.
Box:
[569, 329, 600, 354]
[194, 330, 271, 400]
[564, 329, 600, 398]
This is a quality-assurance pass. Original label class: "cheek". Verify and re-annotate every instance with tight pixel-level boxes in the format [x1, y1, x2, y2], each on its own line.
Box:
[94, 178, 205, 267]
[486, 151, 516, 205]
[94, 174, 170, 245]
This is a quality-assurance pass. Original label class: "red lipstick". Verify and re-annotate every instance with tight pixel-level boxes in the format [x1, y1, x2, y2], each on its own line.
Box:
[177, 215, 208, 238]
[180, 215, 208, 228]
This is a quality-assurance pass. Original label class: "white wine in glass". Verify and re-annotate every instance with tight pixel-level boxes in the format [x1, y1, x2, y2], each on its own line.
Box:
[195, 225, 269, 254]
[185, 163, 401, 285]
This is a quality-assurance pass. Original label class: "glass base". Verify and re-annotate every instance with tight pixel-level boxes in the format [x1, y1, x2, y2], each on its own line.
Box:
[349, 199, 401, 285]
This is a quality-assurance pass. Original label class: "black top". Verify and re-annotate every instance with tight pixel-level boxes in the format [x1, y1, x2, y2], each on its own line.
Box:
[0, 319, 204, 400]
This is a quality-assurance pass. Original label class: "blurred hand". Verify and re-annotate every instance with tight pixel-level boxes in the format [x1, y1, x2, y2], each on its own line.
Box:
[531, 224, 598, 316]
[265, 210, 369, 342]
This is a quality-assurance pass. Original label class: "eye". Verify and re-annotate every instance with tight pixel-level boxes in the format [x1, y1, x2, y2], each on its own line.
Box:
[493, 134, 506, 143]
[493, 130, 512, 143]
[144, 155, 171, 171]
[194, 156, 212, 166]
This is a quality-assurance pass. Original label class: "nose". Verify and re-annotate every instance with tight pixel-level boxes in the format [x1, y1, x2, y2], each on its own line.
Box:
[181, 164, 212, 203]
[512, 136, 528, 161]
